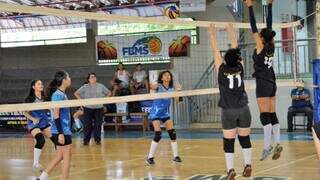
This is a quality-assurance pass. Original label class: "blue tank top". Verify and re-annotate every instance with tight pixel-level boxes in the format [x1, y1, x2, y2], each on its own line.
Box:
[50, 89, 71, 135]
[152, 84, 175, 108]
[29, 97, 50, 121]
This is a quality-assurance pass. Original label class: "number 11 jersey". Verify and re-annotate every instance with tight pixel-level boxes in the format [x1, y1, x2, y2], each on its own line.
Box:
[218, 63, 248, 109]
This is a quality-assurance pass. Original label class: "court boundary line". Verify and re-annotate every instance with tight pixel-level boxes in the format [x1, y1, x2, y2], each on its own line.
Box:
[254, 154, 316, 175]
[50, 157, 145, 179]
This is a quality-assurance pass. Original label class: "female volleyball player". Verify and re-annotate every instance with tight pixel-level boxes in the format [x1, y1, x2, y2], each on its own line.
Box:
[146, 70, 182, 165]
[208, 24, 252, 180]
[38, 71, 72, 180]
[24, 79, 53, 172]
[245, 0, 282, 161]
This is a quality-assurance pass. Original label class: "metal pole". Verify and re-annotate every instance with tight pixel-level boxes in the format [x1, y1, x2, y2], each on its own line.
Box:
[292, 26, 297, 81]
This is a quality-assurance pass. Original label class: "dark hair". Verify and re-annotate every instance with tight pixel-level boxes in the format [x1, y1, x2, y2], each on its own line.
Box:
[86, 72, 96, 82]
[158, 70, 173, 88]
[45, 71, 68, 101]
[224, 48, 242, 67]
[260, 28, 276, 55]
[25, 80, 44, 103]
[117, 62, 125, 71]
[136, 63, 142, 67]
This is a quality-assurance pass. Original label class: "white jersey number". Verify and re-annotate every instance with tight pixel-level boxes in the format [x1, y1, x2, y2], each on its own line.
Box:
[227, 74, 242, 89]
[264, 55, 273, 69]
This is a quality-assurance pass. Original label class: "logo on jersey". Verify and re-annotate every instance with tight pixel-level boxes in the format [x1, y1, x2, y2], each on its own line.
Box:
[264, 54, 274, 69]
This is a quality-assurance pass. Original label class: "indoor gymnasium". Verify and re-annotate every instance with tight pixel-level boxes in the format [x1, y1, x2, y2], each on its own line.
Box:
[0, 0, 319, 179]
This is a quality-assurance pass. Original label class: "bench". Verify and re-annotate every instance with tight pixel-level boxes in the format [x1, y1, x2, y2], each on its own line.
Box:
[103, 112, 150, 135]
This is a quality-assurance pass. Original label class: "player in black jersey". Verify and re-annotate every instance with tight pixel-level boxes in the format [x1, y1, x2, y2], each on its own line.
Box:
[245, 0, 282, 161]
[208, 24, 252, 180]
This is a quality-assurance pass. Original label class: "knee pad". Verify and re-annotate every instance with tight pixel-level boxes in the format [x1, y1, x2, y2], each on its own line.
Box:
[35, 133, 45, 149]
[260, 113, 271, 126]
[167, 129, 177, 141]
[270, 112, 279, 125]
[153, 131, 162, 142]
[223, 138, 235, 153]
[238, 135, 252, 149]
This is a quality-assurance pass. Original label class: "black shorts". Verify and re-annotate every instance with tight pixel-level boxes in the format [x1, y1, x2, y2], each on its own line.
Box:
[52, 134, 72, 146]
[221, 105, 251, 130]
[313, 123, 320, 140]
[151, 117, 170, 123]
[30, 124, 51, 132]
[256, 79, 277, 98]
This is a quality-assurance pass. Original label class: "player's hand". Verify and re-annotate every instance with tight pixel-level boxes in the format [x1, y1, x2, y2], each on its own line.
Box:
[175, 83, 182, 91]
[58, 134, 65, 145]
[244, 0, 252, 7]
[32, 118, 39, 125]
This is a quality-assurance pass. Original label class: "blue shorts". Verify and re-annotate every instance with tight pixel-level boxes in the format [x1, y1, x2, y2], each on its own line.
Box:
[28, 119, 50, 131]
[148, 106, 170, 122]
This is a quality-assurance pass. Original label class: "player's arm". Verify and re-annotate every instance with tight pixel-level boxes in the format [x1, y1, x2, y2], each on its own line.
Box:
[266, 0, 273, 29]
[226, 24, 243, 66]
[245, 0, 263, 53]
[150, 83, 158, 90]
[208, 24, 223, 71]
[23, 111, 39, 124]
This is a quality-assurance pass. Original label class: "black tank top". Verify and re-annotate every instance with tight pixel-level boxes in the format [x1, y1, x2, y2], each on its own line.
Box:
[252, 44, 276, 84]
[218, 63, 248, 109]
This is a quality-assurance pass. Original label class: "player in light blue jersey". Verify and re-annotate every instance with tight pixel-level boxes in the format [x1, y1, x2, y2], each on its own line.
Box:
[146, 70, 182, 165]
[38, 71, 72, 180]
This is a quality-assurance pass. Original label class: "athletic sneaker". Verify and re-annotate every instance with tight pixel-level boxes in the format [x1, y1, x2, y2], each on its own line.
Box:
[146, 157, 155, 165]
[272, 144, 283, 160]
[32, 163, 43, 172]
[227, 168, 236, 180]
[173, 156, 182, 163]
[260, 146, 273, 161]
[242, 164, 252, 177]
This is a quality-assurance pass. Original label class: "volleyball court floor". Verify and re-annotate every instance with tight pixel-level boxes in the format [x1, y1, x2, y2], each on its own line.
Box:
[0, 129, 318, 180]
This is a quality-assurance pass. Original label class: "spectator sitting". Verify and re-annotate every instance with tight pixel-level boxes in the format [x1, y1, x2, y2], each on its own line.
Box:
[111, 62, 132, 96]
[131, 63, 149, 94]
[287, 80, 313, 132]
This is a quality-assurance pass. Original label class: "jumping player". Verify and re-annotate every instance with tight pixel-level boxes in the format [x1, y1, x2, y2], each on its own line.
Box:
[245, 0, 282, 161]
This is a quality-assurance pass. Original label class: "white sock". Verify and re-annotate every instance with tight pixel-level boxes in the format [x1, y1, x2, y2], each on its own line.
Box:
[171, 141, 178, 157]
[263, 124, 272, 149]
[242, 148, 252, 165]
[39, 171, 48, 180]
[33, 148, 42, 165]
[272, 123, 281, 144]
[225, 153, 234, 171]
[148, 141, 158, 158]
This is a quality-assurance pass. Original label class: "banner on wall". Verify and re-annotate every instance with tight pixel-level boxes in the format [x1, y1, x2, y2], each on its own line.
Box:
[96, 30, 191, 60]
[0, 111, 27, 129]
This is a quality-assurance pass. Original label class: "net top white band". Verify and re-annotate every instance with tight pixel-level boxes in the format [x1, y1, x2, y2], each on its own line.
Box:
[0, 2, 301, 29]
[0, 81, 301, 113]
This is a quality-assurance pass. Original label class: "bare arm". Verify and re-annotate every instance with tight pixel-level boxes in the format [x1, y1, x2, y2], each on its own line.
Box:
[208, 24, 223, 71]
[74, 89, 81, 99]
[227, 23, 238, 49]
[23, 112, 39, 124]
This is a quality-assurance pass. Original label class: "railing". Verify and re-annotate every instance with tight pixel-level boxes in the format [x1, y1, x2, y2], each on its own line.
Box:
[187, 39, 315, 125]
